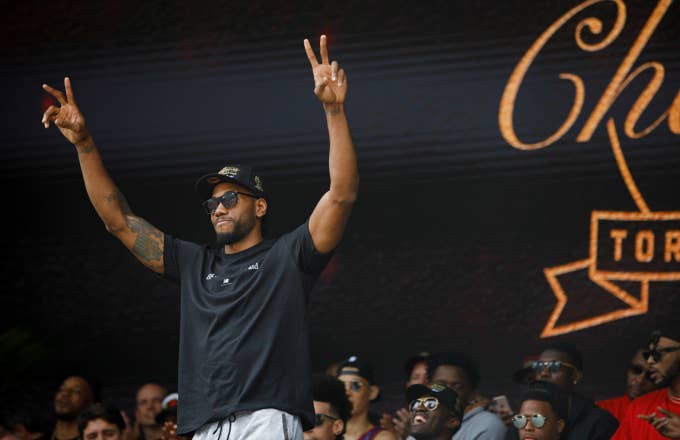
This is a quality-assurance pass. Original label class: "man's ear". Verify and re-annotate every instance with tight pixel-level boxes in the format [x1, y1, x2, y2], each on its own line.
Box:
[255, 198, 268, 219]
[572, 369, 583, 385]
[332, 419, 344, 436]
[369, 385, 380, 401]
[556, 418, 565, 434]
[446, 416, 461, 431]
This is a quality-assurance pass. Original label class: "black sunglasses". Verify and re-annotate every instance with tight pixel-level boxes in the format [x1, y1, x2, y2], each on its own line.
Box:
[202, 191, 258, 215]
[340, 380, 364, 392]
[512, 413, 548, 429]
[409, 397, 440, 412]
[314, 413, 338, 427]
[530, 360, 577, 373]
[642, 346, 680, 362]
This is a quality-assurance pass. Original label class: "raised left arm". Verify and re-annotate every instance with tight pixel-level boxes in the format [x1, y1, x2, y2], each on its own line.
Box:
[304, 35, 359, 254]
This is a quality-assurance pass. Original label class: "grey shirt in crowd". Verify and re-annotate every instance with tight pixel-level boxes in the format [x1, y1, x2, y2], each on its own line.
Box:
[453, 407, 507, 440]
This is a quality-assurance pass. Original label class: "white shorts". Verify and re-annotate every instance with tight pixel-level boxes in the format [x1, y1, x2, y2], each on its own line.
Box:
[193, 408, 303, 440]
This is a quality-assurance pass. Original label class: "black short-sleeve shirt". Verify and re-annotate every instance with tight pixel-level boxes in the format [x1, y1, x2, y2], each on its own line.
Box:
[163, 221, 331, 434]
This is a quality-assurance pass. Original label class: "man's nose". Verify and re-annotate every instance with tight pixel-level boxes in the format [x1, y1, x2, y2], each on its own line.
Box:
[214, 200, 229, 215]
[537, 368, 551, 379]
[524, 420, 536, 432]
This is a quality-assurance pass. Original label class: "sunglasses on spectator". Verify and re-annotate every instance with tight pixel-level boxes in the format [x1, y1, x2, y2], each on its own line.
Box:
[512, 413, 549, 429]
[530, 360, 577, 373]
[409, 397, 440, 412]
[314, 413, 338, 427]
[340, 380, 364, 392]
[642, 346, 680, 362]
[202, 191, 258, 215]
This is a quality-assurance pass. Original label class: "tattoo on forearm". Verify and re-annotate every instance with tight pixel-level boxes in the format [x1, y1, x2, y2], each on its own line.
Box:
[127, 216, 163, 263]
[105, 189, 132, 215]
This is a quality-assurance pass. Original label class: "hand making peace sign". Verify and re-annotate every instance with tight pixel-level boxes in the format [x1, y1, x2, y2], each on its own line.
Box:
[41, 77, 92, 147]
[303, 35, 347, 106]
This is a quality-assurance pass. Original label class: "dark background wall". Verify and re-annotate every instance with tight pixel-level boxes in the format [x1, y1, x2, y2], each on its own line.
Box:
[1, 0, 679, 417]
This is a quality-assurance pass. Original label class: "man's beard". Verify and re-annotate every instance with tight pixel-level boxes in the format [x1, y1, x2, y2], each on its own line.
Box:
[658, 361, 680, 388]
[215, 213, 256, 247]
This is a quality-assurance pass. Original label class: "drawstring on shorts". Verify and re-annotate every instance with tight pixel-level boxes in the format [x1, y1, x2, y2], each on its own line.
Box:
[212, 414, 236, 440]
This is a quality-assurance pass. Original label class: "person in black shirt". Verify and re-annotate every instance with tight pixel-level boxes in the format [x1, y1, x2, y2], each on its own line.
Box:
[42, 34, 358, 439]
[504, 343, 618, 440]
[49, 375, 99, 440]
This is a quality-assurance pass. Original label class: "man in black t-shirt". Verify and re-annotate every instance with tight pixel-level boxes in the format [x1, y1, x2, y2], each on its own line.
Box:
[42, 34, 358, 439]
[504, 343, 619, 440]
[48, 375, 99, 440]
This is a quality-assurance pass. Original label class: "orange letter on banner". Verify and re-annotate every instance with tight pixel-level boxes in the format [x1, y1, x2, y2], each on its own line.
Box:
[577, 0, 673, 142]
[669, 91, 680, 134]
[635, 231, 655, 262]
[499, 0, 626, 150]
[665, 231, 680, 262]
[610, 229, 628, 261]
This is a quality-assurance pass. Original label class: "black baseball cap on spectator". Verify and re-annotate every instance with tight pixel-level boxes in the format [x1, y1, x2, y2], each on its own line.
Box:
[337, 355, 375, 384]
[337, 355, 381, 401]
[406, 383, 462, 420]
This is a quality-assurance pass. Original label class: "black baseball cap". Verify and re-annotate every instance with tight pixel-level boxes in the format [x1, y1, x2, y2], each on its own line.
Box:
[195, 165, 267, 201]
[406, 384, 462, 420]
[337, 355, 381, 402]
[337, 355, 375, 384]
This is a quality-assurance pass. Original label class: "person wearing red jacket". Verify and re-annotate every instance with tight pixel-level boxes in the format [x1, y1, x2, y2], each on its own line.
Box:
[596, 348, 656, 422]
[612, 330, 680, 439]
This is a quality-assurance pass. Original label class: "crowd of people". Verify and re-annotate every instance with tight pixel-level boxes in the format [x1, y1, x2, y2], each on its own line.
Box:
[2, 328, 680, 440]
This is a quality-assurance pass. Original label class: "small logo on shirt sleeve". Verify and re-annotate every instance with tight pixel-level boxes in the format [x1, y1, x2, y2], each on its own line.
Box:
[247, 262, 260, 271]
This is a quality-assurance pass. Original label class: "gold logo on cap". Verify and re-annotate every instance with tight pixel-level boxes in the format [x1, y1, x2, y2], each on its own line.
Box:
[219, 166, 239, 177]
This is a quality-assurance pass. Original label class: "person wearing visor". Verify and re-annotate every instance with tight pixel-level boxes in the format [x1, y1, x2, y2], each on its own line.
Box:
[612, 329, 680, 439]
[336, 356, 395, 440]
[596, 348, 656, 422]
[504, 343, 618, 440]
[41, 34, 358, 440]
[406, 383, 462, 440]
[512, 381, 567, 440]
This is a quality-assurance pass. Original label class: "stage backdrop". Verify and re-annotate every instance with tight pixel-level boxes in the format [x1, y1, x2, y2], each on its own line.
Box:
[1, 0, 679, 415]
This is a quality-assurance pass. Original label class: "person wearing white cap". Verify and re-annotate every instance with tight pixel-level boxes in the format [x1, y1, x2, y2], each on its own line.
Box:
[41, 32, 358, 440]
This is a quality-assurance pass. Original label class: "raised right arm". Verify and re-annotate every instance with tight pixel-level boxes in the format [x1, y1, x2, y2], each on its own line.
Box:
[42, 77, 165, 274]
